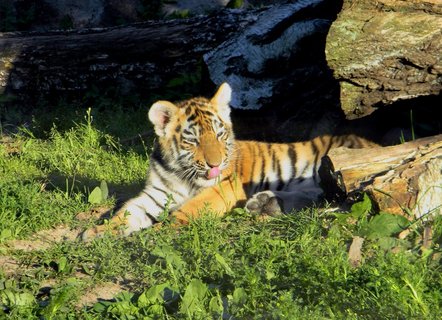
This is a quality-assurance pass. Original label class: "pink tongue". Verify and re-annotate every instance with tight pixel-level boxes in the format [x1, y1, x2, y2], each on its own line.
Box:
[207, 167, 221, 179]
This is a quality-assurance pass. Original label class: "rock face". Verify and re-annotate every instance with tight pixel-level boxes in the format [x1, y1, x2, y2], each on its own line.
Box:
[326, 0, 442, 119]
[0, 2, 341, 116]
[1, 0, 440, 141]
[204, 0, 332, 110]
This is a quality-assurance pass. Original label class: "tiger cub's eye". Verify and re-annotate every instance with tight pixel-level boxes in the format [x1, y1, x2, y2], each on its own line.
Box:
[183, 137, 198, 145]
[216, 130, 225, 139]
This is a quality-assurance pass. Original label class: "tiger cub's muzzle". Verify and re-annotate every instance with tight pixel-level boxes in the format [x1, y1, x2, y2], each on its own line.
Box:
[201, 136, 223, 180]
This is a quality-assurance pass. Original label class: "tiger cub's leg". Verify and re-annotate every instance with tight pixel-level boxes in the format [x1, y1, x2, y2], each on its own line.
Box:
[171, 178, 247, 224]
[81, 195, 158, 241]
[245, 188, 324, 216]
[81, 181, 177, 241]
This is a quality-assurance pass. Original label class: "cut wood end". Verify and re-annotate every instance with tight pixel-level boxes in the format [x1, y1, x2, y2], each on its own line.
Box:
[328, 135, 442, 219]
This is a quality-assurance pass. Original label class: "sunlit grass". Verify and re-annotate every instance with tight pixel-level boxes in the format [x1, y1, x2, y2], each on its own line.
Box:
[0, 110, 149, 241]
[0, 112, 441, 319]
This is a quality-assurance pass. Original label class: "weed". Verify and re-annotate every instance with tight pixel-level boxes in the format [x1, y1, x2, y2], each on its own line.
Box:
[400, 109, 416, 143]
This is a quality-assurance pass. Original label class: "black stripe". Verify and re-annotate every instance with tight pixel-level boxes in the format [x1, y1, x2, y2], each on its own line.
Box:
[276, 160, 285, 191]
[286, 144, 298, 186]
[183, 129, 193, 135]
[324, 136, 333, 155]
[271, 148, 277, 173]
[188, 114, 197, 122]
[288, 145, 297, 177]
[152, 186, 170, 198]
[311, 140, 320, 182]
[156, 170, 186, 199]
[172, 135, 179, 151]
[175, 124, 181, 133]
[151, 147, 172, 171]
[311, 139, 319, 156]
[134, 204, 159, 222]
[259, 144, 267, 191]
[251, 183, 260, 195]
[151, 161, 175, 190]
[247, 144, 255, 195]
[262, 180, 270, 191]
[199, 109, 215, 117]
[142, 190, 165, 209]
[177, 153, 190, 162]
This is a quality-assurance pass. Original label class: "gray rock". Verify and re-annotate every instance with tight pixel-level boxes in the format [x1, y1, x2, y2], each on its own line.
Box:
[204, 0, 329, 109]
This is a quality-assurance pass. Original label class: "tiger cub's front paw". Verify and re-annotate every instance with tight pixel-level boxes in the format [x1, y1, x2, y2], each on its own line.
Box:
[245, 191, 283, 216]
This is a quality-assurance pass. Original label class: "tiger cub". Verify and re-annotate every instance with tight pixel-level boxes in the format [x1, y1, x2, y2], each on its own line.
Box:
[82, 83, 375, 241]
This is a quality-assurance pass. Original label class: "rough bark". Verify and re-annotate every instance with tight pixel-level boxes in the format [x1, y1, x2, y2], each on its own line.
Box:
[1, 0, 440, 142]
[326, 0, 442, 119]
[326, 134, 442, 219]
[0, 9, 260, 101]
[0, 1, 341, 118]
[204, 0, 335, 110]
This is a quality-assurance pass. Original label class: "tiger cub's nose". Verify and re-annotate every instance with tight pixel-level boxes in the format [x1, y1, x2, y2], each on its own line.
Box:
[206, 159, 221, 168]
[203, 145, 222, 168]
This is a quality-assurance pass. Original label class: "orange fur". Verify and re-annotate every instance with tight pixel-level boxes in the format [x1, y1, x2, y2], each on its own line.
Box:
[82, 83, 376, 241]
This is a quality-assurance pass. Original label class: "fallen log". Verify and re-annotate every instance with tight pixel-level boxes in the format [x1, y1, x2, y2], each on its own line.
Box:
[0, 0, 337, 109]
[326, 134, 442, 219]
[0, 9, 261, 101]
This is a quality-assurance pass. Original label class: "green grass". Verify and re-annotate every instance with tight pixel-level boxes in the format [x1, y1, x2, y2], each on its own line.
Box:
[0, 110, 149, 241]
[0, 111, 441, 319]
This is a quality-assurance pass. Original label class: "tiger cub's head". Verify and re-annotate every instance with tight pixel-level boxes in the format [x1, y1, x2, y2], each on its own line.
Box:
[148, 83, 235, 187]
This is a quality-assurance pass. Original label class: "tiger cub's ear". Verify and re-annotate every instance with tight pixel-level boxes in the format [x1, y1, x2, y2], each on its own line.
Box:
[210, 82, 232, 123]
[148, 100, 178, 136]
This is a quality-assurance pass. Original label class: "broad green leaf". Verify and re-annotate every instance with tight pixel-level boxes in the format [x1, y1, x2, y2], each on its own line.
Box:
[0, 229, 12, 241]
[377, 237, 398, 251]
[215, 253, 234, 276]
[209, 296, 223, 314]
[57, 256, 67, 273]
[14, 292, 35, 307]
[138, 283, 170, 306]
[115, 291, 134, 302]
[180, 279, 208, 315]
[93, 300, 112, 313]
[100, 180, 109, 201]
[2, 290, 35, 307]
[88, 186, 102, 204]
[266, 269, 276, 280]
[152, 245, 186, 272]
[360, 213, 409, 239]
[232, 287, 247, 305]
[350, 193, 372, 219]
[331, 212, 352, 223]
[147, 304, 163, 316]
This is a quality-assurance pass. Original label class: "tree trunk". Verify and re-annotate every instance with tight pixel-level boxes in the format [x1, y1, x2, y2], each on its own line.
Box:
[0, 1, 341, 122]
[0, 9, 260, 102]
[325, 134, 442, 219]
[326, 0, 442, 119]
